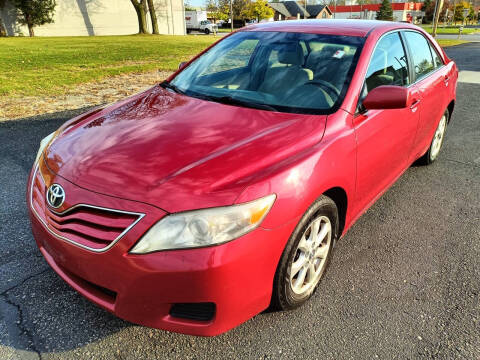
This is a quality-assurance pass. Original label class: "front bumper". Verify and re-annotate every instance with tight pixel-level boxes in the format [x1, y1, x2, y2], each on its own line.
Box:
[27, 162, 297, 336]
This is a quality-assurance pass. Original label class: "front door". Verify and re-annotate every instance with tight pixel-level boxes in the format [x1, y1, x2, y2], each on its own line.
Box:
[353, 31, 419, 215]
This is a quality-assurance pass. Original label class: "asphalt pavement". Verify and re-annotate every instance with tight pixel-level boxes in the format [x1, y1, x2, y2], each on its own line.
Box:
[0, 43, 479, 360]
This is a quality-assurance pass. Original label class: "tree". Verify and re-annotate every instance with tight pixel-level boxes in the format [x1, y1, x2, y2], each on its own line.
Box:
[422, 0, 434, 23]
[206, 0, 228, 23]
[453, 1, 469, 24]
[241, 0, 274, 21]
[0, 0, 7, 36]
[147, 0, 159, 34]
[130, 0, 149, 34]
[439, 0, 450, 24]
[466, 6, 475, 24]
[219, 0, 249, 20]
[376, 0, 393, 20]
[423, 0, 449, 24]
[0, 18, 5, 37]
[13, 0, 56, 37]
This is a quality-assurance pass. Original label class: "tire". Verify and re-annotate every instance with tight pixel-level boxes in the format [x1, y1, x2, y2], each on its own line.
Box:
[204, 28, 210, 35]
[417, 110, 449, 165]
[271, 195, 339, 311]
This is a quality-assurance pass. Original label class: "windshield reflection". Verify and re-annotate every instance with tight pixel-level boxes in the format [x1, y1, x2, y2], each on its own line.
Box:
[170, 31, 364, 115]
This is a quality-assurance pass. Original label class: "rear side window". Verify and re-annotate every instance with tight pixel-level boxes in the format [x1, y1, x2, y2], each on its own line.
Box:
[429, 43, 443, 68]
[403, 31, 435, 81]
[364, 32, 409, 94]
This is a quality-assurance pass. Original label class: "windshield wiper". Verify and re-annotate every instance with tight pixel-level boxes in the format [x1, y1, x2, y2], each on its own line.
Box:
[160, 84, 279, 112]
[210, 95, 279, 112]
[160, 81, 184, 94]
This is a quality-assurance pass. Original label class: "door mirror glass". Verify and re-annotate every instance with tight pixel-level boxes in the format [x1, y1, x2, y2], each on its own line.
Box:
[363, 85, 409, 110]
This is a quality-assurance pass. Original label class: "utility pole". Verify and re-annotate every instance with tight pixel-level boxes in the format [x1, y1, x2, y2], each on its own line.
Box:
[452, 0, 456, 25]
[230, 0, 233, 32]
[432, 0, 444, 37]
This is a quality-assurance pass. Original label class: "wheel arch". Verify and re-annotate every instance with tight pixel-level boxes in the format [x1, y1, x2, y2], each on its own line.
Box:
[447, 100, 455, 123]
[323, 187, 348, 237]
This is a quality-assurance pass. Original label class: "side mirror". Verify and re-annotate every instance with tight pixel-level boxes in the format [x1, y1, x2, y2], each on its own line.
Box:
[178, 61, 187, 70]
[363, 85, 409, 110]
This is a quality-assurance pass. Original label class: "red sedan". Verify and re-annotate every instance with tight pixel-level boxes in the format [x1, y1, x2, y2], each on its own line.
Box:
[28, 20, 457, 336]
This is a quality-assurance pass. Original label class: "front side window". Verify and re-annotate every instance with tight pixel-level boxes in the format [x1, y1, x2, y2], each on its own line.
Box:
[403, 31, 435, 81]
[364, 32, 409, 94]
[170, 31, 364, 114]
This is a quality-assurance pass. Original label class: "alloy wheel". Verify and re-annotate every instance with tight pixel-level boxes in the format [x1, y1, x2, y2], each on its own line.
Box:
[430, 115, 447, 161]
[289, 215, 332, 295]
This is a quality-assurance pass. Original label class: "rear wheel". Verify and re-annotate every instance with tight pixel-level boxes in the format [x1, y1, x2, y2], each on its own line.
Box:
[271, 195, 338, 310]
[418, 110, 448, 165]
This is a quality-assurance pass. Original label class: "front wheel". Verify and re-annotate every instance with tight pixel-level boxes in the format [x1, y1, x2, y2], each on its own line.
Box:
[271, 195, 338, 310]
[204, 28, 210, 35]
[418, 110, 448, 165]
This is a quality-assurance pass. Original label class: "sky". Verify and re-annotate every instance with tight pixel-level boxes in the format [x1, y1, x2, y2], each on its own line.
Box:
[187, 0, 206, 8]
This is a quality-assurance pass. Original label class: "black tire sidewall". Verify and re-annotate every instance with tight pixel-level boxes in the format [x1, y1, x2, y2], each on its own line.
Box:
[272, 196, 339, 310]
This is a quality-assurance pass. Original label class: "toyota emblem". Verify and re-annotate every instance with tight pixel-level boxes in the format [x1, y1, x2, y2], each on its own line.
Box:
[46, 184, 65, 208]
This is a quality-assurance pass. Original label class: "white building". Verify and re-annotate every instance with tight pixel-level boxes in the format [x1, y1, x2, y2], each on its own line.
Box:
[0, 0, 185, 36]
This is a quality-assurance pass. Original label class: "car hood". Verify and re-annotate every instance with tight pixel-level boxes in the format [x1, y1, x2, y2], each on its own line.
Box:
[45, 85, 327, 213]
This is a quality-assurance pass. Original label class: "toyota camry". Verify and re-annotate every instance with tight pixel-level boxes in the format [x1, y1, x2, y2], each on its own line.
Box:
[28, 20, 457, 336]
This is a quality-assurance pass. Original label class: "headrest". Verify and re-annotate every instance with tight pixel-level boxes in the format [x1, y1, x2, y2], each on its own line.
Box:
[277, 42, 304, 65]
[305, 45, 347, 68]
[321, 44, 346, 57]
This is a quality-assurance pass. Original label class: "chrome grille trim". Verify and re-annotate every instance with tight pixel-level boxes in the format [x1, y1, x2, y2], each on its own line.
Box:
[30, 162, 145, 253]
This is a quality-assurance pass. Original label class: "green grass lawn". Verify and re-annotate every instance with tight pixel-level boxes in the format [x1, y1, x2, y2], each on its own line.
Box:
[437, 39, 468, 47]
[0, 35, 217, 97]
[421, 25, 479, 35]
[0, 34, 469, 99]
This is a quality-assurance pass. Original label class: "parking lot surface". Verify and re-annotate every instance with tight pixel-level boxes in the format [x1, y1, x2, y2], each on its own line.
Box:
[0, 43, 479, 359]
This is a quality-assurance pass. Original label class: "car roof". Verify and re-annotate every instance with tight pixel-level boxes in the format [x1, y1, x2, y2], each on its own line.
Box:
[243, 19, 419, 37]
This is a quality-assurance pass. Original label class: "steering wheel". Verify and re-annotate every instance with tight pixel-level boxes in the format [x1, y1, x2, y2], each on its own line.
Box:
[307, 80, 341, 100]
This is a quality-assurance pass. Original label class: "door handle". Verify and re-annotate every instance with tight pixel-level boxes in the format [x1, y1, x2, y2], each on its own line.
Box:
[444, 75, 450, 86]
[410, 99, 420, 112]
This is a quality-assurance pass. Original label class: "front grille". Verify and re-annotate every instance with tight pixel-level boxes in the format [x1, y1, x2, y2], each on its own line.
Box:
[169, 303, 216, 322]
[31, 164, 143, 251]
[45, 206, 140, 250]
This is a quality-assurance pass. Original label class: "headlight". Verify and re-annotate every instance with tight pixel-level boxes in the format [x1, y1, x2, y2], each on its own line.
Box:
[130, 194, 276, 253]
[34, 131, 57, 164]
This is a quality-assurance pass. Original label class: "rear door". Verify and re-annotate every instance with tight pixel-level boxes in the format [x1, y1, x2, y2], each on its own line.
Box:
[402, 31, 450, 162]
[353, 31, 420, 215]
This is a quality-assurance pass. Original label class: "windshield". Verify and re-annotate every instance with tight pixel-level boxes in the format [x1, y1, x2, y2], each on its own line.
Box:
[170, 31, 364, 115]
